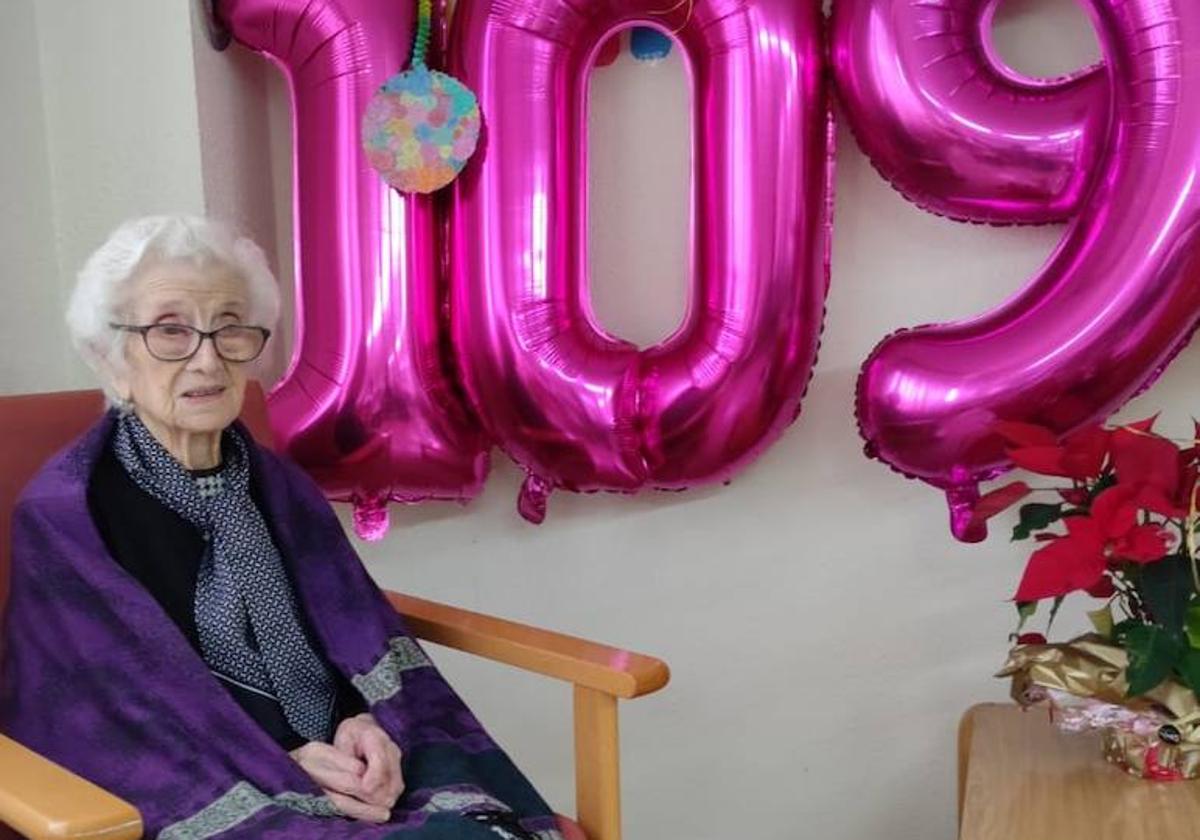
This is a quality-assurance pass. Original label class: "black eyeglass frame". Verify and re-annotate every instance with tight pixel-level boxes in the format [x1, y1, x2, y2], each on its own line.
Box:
[109, 322, 272, 363]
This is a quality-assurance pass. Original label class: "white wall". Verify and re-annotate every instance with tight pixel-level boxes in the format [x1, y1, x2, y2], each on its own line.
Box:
[2, 0, 208, 393]
[0, 0, 59, 393]
[9, 2, 1187, 839]
[189, 0, 296, 381]
[349, 4, 1116, 839]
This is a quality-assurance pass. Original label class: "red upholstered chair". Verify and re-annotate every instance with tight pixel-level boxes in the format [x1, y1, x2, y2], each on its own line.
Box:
[0, 384, 668, 840]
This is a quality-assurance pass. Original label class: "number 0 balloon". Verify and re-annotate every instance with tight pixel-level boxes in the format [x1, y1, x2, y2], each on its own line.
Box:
[447, 0, 833, 521]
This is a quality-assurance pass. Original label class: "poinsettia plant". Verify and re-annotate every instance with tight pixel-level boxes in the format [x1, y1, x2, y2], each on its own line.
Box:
[974, 416, 1200, 697]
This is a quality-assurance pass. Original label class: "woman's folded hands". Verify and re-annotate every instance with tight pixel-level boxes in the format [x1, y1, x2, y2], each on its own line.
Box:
[289, 712, 406, 823]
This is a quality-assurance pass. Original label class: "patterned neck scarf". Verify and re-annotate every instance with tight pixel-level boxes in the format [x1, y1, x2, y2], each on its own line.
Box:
[112, 411, 336, 743]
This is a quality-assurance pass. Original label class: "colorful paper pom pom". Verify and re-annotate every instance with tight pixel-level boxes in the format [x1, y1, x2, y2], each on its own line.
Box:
[363, 65, 480, 194]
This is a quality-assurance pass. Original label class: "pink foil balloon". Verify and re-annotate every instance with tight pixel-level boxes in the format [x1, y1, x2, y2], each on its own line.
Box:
[219, 0, 489, 539]
[831, 0, 1109, 224]
[854, 0, 1200, 541]
[447, 0, 832, 522]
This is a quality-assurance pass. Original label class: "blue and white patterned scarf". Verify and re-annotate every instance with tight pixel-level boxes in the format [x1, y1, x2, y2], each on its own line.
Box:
[112, 411, 337, 742]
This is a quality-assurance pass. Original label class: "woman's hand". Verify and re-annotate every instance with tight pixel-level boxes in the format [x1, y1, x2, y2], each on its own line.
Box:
[332, 712, 406, 811]
[287, 740, 391, 823]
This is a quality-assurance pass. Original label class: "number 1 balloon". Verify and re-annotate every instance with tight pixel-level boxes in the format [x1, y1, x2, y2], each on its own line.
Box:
[219, 0, 490, 539]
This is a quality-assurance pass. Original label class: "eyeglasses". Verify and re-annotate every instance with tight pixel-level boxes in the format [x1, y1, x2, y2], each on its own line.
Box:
[110, 323, 271, 363]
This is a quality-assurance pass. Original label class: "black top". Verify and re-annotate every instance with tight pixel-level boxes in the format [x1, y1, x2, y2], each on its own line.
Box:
[86, 444, 366, 751]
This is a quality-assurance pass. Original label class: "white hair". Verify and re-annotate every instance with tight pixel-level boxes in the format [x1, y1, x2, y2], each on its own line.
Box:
[66, 215, 282, 405]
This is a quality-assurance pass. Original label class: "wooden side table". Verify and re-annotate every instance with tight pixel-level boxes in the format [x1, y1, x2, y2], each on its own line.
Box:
[958, 702, 1200, 840]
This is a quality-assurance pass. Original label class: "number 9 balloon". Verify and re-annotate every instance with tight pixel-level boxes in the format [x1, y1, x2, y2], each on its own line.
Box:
[838, 0, 1200, 541]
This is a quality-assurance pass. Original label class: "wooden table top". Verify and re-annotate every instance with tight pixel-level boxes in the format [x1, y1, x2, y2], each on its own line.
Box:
[960, 703, 1200, 840]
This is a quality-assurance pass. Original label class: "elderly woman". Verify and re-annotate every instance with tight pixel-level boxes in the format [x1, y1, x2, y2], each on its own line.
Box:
[0, 216, 568, 839]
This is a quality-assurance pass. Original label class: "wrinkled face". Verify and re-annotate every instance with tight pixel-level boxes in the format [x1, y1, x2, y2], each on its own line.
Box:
[111, 259, 253, 438]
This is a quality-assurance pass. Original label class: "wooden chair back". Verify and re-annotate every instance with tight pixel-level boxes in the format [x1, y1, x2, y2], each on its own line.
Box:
[0, 385, 598, 840]
[0, 383, 273, 621]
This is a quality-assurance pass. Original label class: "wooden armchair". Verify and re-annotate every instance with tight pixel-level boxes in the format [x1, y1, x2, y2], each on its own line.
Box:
[0, 385, 669, 840]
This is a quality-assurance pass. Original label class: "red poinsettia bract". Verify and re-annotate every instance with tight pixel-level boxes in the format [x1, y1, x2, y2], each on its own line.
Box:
[995, 421, 1112, 480]
[1013, 485, 1171, 601]
[1110, 421, 1197, 518]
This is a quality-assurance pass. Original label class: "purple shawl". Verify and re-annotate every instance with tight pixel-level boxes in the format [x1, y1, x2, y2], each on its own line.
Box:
[0, 413, 563, 839]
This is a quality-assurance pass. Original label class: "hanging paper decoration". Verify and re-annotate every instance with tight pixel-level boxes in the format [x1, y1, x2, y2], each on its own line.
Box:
[593, 29, 674, 69]
[630, 28, 673, 61]
[594, 2, 684, 70]
[363, 0, 481, 194]
[595, 31, 623, 67]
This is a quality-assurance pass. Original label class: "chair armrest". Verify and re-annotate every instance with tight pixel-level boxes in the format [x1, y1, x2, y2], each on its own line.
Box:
[384, 591, 670, 699]
[0, 733, 142, 840]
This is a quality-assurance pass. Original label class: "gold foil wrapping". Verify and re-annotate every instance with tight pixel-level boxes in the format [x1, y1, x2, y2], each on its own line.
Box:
[998, 635, 1200, 780]
[1100, 728, 1200, 779]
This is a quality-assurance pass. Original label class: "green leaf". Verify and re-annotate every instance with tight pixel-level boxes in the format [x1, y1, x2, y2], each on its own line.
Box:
[1187, 604, 1200, 649]
[1046, 595, 1066, 636]
[1178, 648, 1200, 695]
[1011, 503, 1065, 541]
[1088, 604, 1115, 639]
[1015, 601, 1037, 633]
[1126, 624, 1185, 696]
[1113, 619, 1140, 646]
[1139, 554, 1193, 638]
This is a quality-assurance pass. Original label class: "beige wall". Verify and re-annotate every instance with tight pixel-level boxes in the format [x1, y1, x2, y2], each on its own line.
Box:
[2, 0, 61, 391]
[8, 2, 1187, 839]
[3, 0, 207, 393]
